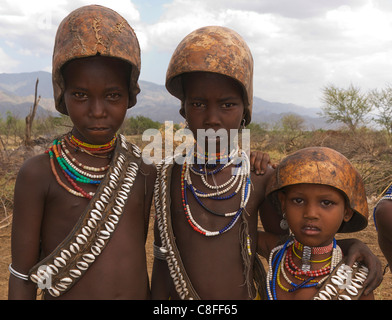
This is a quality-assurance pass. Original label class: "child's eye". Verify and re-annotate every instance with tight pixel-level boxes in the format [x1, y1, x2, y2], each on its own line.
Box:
[222, 103, 235, 108]
[191, 102, 205, 108]
[292, 198, 304, 205]
[73, 92, 87, 99]
[107, 93, 121, 100]
[321, 200, 334, 207]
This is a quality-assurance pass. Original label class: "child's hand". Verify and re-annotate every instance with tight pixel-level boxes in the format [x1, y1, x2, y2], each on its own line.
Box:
[249, 151, 276, 175]
[340, 239, 383, 295]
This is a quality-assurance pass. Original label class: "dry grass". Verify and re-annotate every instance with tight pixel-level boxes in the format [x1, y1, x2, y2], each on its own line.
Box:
[1, 131, 391, 300]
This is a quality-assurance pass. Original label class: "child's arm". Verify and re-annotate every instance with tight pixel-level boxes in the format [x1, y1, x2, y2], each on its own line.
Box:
[140, 161, 157, 243]
[258, 172, 289, 236]
[257, 230, 280, 259]
[8, 156, 47, 299]
[374, 199, 392, 267]
[151, 220, 171, 300]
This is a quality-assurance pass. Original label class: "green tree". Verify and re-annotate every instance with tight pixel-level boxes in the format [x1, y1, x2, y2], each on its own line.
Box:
[281, 114, 305, 132]
[369, 85, 392, 136]
[320, 84, 372, 132]
[122, 115, 161, 135]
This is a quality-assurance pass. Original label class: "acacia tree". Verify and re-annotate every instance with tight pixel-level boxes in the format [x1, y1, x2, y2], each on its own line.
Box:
[279, 114, 305, 152]
[320, 84, 372, 132]
[369, 85, 392, 136]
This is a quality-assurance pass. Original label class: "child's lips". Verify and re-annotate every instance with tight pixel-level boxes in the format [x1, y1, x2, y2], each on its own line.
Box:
[301, 224, 321, 235]
[89, 127, 109, 131]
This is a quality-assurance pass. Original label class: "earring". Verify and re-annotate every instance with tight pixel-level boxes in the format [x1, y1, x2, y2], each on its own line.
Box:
[280, 212, 289, 230]
[240, 118, 246, 131]
[185, 120, 189, 129]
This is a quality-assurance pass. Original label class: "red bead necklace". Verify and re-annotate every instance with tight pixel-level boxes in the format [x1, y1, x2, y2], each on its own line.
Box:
[285, 245, 331, 277]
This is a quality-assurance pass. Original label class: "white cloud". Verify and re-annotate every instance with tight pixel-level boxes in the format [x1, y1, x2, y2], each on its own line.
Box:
[0, 0, 141, 64]
[0, 48, 19, 72]
[2, 0, 392, 110]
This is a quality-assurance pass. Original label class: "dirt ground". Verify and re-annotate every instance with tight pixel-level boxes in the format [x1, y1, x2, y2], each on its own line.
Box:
[1, 204, 391, 300]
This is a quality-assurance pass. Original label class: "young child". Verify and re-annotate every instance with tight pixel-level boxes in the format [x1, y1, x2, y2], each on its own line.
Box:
[258, 147, 374, 300]
[151, 26, 381, 300]
[8, 5, 155, 299]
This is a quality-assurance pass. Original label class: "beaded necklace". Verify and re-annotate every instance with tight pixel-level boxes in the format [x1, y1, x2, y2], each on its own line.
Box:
[180, 149, 251, 237]
[192, 149, 231, 165]
[70, 134, 117, 151]
[65, 135, 114, 158]
[47, 134, 115, 199]
[61, 139, 110, 172]
[266, 237, 342, 300]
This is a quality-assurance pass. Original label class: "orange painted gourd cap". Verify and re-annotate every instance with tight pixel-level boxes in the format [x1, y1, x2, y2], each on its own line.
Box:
[165, 26, 254, 125]
[266, 147, 368, 233]
[52, 5, 141, 115]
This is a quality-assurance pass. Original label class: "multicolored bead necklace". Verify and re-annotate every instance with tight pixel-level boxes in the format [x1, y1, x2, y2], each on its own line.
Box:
[65, 134, 116, 158]
[266, 237, 342, 300]
[47, 133, 116, 199]
[70, 134, 117, 151]
[180, 148, 251, 238]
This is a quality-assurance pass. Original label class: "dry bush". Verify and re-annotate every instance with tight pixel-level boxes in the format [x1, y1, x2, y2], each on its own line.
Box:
[258, 128, 392, 197]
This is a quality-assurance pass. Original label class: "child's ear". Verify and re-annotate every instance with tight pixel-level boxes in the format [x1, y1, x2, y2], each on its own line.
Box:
[180, 101, 187, 118]
[343, 208, 354, 222]
[277, 191, 286, 213]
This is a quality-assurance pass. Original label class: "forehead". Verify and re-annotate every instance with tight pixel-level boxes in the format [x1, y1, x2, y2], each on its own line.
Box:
[284, 183, 345, 198]
[182, 72, 243, 97]
[62, 56, 130, 85]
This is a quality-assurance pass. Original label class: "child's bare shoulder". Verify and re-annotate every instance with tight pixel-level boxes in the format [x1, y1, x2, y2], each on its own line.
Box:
[16, 153, 51, 187]
[376, 198, 392, 212]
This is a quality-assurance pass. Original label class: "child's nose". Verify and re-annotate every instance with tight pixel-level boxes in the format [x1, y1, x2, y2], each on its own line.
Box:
[204, 106, 220, 126]
[303, 203, 319, 219]
[89, 98, 106, 118]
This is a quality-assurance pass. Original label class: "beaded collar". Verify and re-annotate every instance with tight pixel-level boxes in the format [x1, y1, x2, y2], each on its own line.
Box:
[266, 237, 343, 300]
[181, 149, 251, 238]
[29, 134, 142, 297]
[46, 133, 117, 200]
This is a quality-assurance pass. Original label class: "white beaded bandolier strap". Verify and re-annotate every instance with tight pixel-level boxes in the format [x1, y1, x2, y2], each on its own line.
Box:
[28, 135, 142, 297]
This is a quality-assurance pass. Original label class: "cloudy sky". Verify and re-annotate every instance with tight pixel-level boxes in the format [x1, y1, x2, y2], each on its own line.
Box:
[1, 0, 392, 109]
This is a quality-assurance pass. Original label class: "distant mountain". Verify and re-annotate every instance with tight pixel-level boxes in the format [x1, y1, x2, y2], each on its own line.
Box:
[0, 71, 333, 129]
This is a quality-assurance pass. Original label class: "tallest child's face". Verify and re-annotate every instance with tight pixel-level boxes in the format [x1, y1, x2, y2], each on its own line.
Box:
[63, 56, 130, 145]
[182, 72, 245, 153]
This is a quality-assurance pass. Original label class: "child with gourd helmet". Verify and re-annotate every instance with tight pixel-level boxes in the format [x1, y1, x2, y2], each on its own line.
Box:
[165, 25, 254, 126]
[52, 4, 141, 115]
[261, 147, 373, 300]
[266, 146, 368, 233]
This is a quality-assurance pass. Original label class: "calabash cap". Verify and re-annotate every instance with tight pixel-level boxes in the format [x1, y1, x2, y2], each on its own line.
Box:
[166, 26, 254, 125]
[266, 147, 368, 233]
[52, 5, 141, 114]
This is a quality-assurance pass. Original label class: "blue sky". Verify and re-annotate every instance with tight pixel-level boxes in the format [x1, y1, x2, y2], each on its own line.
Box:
[1, 0, 392, 109]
